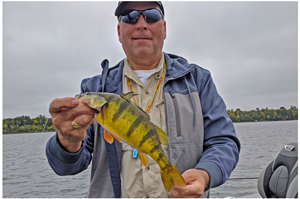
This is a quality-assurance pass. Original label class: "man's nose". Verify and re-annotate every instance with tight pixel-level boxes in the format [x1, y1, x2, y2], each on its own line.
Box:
[136, 14, 148, 30]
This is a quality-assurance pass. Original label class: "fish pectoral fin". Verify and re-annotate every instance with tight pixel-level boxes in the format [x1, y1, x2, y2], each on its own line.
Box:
[112, 135, 122, 143]
[103, 130, 114, 144]
[138, 151, 149, 166]
[120, 92, 138, 101]
[154, 125, 169, 145]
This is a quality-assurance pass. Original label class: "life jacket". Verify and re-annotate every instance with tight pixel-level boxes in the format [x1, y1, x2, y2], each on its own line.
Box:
[257, 141, 298, 198]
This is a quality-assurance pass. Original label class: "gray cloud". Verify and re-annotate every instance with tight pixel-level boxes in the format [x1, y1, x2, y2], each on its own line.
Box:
[3, 1, 297, 118]
[163, 1, 297, 111]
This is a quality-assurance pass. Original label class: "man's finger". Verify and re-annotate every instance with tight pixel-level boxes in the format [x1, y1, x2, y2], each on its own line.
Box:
[72, 114, 96, 128]
[172, 184, 200, 197]
[173, 185, 202, 198]
[168, 186, 199, 198]
[181, 169, 198, 182]
[49, 97, 79, 114]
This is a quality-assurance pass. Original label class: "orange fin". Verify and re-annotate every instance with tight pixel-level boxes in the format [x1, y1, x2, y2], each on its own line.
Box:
[138, 152, 148, 166]
[104, 130, 114, 144]
[112, 135, 122, 143]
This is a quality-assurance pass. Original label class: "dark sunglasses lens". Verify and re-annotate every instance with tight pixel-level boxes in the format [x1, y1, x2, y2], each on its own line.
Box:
[143, 9, 162, 23]
[121, 10, 140, 24]
[121, 9, 162, 24]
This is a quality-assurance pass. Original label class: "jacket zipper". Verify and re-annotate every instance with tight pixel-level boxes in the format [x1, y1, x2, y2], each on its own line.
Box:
[163, 61, 197, 159]
[169, 91, 182, 137]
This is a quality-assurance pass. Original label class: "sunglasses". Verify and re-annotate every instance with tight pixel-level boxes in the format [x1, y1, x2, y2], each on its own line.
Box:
[119, 8, 164, 24]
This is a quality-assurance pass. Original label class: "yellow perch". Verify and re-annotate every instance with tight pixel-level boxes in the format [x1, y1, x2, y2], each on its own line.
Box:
[76, 92, 186, 191]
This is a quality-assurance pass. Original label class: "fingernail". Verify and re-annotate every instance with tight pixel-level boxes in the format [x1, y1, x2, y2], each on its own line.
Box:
[72, 98, 79, 107]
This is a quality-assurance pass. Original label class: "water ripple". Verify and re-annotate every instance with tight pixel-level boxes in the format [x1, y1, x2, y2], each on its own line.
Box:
[3, 121, 298, 198]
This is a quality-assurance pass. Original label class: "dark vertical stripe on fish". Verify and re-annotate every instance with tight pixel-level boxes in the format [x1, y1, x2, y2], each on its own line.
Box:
[162, 163, 172, 171]
[157, 152, 164, 162]
[126, 115, 144, 137]
[111, 95, 123, 106]
[112, 100, 128, 122]
[106, 95, 116, 103]
[139, 128, 156, 148]
[150, 145, 160, 154]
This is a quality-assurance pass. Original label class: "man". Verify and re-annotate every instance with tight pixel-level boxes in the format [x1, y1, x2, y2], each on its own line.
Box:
[46, 1, 240, 198]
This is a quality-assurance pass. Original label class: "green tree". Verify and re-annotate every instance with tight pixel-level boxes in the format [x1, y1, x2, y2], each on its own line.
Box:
[31, 125, 39, 132]
[226, 106, 297, 123]
[19, 126, 26, 132]
[25, 125, 31, 132]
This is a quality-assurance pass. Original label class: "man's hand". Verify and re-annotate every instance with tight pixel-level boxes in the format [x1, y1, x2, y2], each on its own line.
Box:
[49, 97, 96, 153]
[168, 169, 210, 198]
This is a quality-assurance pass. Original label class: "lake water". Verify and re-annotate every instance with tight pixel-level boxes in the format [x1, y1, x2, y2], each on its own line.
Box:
[3, 120, 298, 198]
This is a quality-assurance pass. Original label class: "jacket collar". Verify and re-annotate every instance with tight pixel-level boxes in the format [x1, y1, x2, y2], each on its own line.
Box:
[163, 52, 195, 82]
[86, 52, 195, 94]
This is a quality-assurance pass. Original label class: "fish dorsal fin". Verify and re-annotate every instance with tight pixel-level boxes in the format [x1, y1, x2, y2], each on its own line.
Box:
[120, 92, 138, 101]
[153, 124, 168, 145]
[121, 92, 151, 120]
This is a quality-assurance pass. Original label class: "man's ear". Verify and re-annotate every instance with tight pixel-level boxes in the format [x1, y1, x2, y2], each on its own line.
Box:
[164, 20, 167, 40]
[117, 24, 122, 43]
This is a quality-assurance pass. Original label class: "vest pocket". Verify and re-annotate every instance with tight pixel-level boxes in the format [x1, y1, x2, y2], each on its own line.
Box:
[165, 91, 204, 144]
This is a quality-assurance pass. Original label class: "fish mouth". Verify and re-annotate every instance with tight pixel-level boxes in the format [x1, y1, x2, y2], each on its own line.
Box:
[76, 92, 107, 113]
[75, 94, 83, 99]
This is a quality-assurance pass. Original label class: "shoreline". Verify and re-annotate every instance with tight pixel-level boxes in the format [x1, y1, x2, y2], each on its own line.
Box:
[3, 120, 297, 134]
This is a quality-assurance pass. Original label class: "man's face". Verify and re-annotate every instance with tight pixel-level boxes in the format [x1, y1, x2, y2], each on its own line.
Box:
[117, 2, 166, 62]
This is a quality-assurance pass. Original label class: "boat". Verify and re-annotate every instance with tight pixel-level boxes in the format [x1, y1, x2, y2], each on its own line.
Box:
[257, 141, 297, 198]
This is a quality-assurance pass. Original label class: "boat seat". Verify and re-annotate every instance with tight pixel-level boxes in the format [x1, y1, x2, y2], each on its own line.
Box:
[257, 141, 298, 198]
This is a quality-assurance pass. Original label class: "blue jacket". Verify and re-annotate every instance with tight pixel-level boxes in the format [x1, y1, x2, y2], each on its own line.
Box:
[46, 52, 240, 198]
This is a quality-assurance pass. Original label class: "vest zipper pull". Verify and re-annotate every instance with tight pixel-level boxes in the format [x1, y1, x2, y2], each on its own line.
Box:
[169, 91, 175, 98]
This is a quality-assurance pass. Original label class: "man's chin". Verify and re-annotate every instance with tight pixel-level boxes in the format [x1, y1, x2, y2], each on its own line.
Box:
[133, 50, 154, 58]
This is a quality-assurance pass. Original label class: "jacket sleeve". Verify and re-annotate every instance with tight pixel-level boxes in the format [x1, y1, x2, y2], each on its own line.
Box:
[194, 69, 241, 189]
[45, 77, 96, 176]
[45, 124, 94, 175]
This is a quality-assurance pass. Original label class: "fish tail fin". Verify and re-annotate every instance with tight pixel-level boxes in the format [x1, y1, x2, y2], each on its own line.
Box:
[161, 163, 186, 191]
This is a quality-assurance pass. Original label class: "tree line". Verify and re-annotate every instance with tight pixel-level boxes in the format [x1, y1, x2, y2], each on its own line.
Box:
[227, 106, 298, 122]
[2, 106, 298, 133]
[3, 115, 56, 134]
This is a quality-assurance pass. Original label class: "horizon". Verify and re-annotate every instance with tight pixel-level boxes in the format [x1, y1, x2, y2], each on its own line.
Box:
[3, 105, 298, 119]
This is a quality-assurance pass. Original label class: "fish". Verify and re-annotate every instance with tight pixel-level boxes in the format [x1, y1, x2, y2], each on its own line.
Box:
[76, 92, 186, 191]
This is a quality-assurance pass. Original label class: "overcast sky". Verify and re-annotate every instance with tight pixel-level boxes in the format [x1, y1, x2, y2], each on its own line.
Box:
[3, 1, 298, 119]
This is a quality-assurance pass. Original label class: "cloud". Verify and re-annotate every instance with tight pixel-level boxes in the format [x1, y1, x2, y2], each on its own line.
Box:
[3, 1, 298, 118]
[163, 1, 297, 110]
